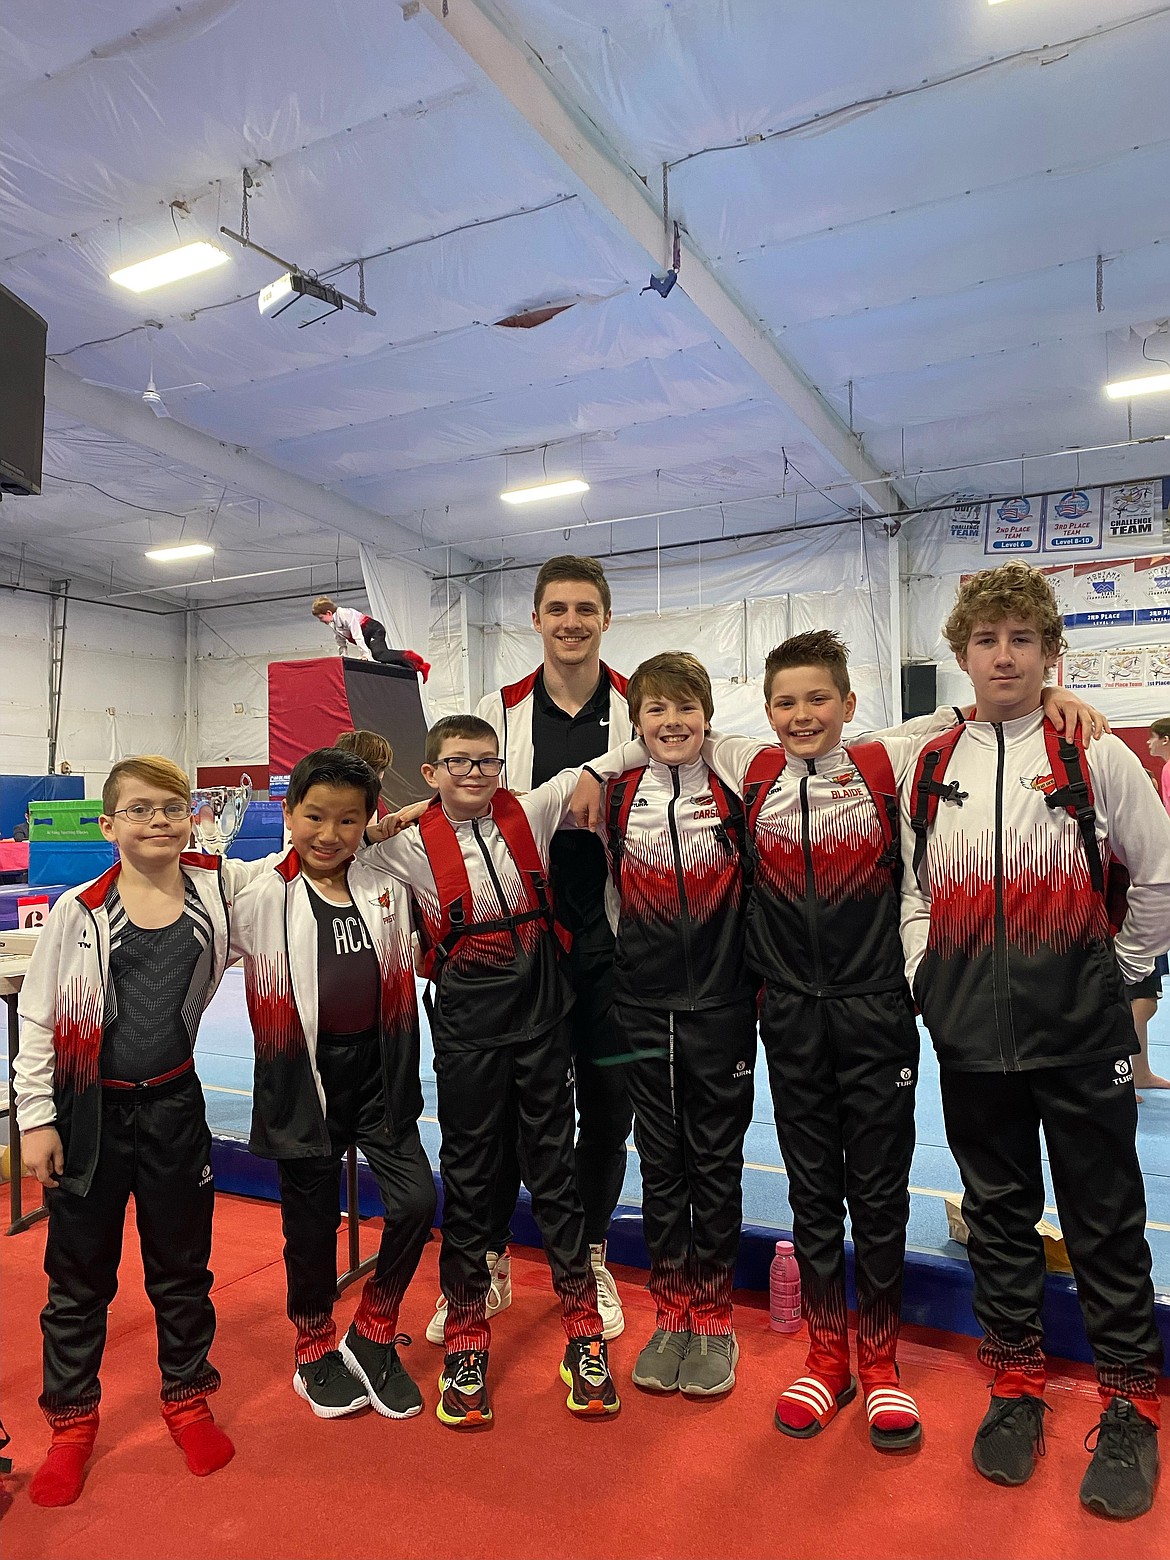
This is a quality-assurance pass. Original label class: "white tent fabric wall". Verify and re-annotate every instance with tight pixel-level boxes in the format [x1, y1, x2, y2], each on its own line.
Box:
[0, 576, 185, 790]
[471, 522, 894, 740]
[359, 545, 435, 717]
[195, 599, 324, 767]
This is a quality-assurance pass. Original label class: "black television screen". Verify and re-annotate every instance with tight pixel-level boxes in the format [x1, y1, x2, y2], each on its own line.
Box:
[0, 281, 47, 496]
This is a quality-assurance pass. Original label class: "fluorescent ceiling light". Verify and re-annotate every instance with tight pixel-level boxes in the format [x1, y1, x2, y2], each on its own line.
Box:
[500, 478, 590, 505]
[1105, 372, 1170, 400]
[110, 242, 229, 293]
[145, 543, 215, 562]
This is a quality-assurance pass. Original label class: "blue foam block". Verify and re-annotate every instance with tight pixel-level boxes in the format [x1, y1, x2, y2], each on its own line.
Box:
[28, 841, 116, 887]
[0, 775, 84, 838]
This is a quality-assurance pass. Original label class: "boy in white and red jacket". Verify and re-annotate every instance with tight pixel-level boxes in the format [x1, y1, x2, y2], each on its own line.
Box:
[903, 561, 1170, 1521]
[228, 747, 435, 1423]
[16, 756, 269, 1507]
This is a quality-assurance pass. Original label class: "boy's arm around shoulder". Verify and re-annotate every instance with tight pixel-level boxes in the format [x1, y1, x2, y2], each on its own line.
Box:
[1092, 734, 1170, 982]
[358, 828, 418, 887]
[702, 730, 770, 792]
[14, 894, 70, 1132]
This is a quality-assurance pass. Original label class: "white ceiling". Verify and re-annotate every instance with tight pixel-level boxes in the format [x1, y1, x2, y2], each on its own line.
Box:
[2, 0, 1169, 604]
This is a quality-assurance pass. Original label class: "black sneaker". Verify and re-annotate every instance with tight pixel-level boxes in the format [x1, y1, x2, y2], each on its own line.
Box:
[1080, 1398, 1160, 1520]
[560, 1336, 620, 1418]
[972, 1393, 1048, 1486]
[292, 1349, 368, 1419]
[339, 1327, 423, 1420]
[436, 1349, 492, 1431]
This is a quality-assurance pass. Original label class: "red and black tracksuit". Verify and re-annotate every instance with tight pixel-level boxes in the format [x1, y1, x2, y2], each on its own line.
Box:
[362, 772, 605, 1352]
[903, 711, 1169, 1421]
[600, 756, 755, 1335]
[706, 729, 927, 1398]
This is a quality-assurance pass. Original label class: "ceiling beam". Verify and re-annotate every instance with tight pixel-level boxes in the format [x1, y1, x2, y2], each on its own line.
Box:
[44, 361, 453, 565]
[414, 0, 901, 517]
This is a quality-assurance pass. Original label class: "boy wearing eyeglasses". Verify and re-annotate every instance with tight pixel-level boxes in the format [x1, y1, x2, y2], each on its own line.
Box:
[15, 756, 271, 1507]
[361, 715, 623, 1430]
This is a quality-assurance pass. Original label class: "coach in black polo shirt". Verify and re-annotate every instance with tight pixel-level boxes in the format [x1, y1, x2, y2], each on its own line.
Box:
[422, 556, 633, 1346]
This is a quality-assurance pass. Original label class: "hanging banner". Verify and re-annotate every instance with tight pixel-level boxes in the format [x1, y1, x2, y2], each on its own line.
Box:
[1059, 644, 1170, 692]
[1041, 488, 1103, 552]
[1106, 481, 1158, 543]
[984, 496, 1041, 555]
[946, 497, 986, 543]
[1039, 555, 1170, 629]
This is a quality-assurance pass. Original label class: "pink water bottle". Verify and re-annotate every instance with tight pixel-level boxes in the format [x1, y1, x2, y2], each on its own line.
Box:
[769, 1239, 801, 1334]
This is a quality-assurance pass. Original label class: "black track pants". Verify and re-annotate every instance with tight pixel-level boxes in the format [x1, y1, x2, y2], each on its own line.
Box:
[615, 1000, 756, 1334]
[434, 1022, 601, 1351]
[761, 985, 918, 1385]
[360, 620, 414, 672]
[40, 1070, 218, 1426]
[278, 1038, 435, 1365]
[939, 1055, 1162, 1401]
[488, 935, 632, 1249]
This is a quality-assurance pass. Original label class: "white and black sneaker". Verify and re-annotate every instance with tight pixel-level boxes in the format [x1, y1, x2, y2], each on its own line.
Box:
[292, 1349, 368, 1419]
[339, 1327, 423, 1420]
[425, 1250, 512, 1345]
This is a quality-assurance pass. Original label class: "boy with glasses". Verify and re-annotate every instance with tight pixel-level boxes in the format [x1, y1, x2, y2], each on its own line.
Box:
[362, 715, 621, 1429]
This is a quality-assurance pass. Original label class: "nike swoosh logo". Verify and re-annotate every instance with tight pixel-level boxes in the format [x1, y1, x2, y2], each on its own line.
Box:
[599, 718, 609, 726]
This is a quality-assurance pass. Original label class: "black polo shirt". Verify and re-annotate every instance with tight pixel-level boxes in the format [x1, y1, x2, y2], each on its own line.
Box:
[530, 668, 616, 940]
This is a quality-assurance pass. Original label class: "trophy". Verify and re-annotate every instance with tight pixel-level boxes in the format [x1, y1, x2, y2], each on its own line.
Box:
[190, 774, 253, 855]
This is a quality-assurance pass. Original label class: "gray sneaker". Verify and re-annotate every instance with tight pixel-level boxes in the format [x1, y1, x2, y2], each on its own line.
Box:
[631, 1328, 691, 1392]
[678, 1332, 739, 1397]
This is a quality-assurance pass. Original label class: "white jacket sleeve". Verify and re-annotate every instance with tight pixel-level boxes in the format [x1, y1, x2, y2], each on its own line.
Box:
[520, 768, 585, 850]
[587, 740, 645, 780]
[1093, 736, 1170, 984]
[701, 731, 770, 792]
[219, 855, 282, 899]
[14, 900, 69, 1131]
[898, 784, 933, 994]
[357, 832, 416, 887]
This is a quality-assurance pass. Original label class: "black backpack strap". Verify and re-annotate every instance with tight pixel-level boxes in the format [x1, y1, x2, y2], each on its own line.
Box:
[909, 739, 969, 881]
[708, 773, 750, 883]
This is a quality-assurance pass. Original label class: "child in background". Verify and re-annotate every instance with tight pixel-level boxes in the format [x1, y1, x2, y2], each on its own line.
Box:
[16, 757, 264, 1505]
[362, 715, 619, 1429]
[311, 596, 430, 680]
[1133, 721, 1170, 1094]
[229, 748, 435, 1421]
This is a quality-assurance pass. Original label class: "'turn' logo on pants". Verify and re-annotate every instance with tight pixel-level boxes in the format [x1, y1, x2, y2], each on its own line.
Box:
[1113, 1058, 1133, 1086]
[896, 1066, 916, 1089]
[733, 1058, 753, 1080]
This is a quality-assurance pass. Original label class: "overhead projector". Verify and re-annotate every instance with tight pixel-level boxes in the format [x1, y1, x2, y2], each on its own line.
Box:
[257, 271, 344, 326]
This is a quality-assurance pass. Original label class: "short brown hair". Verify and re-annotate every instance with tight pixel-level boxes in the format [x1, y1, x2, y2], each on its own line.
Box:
[311, 596, 337, 618]
[424, 715, 499, 767]
[103, 756, 191, 817]
[764, 630, 851, 702]
[533, 555, 611, 617]
[1151, 718, 1170, 741]
[943, 561, 1066, 660]
[626, 652, 714, 726]
[335, 729, 393, 771]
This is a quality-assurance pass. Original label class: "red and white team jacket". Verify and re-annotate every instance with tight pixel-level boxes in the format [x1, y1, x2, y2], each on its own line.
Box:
[600, 756, 752, 1012]
[228, 850, 422, 1159]
[16, 853, 265, 1195]
[701, 713, 955, 997]
[475, 663, 632, 790]
[361, 769, 584, 1050]
[901, 709, 1170, 1073]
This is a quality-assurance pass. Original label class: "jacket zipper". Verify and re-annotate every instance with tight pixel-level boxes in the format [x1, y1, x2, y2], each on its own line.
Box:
[799, 762, 824, 992]
[992, 725, 1021, 1072]
[665, 767, 695, 1002]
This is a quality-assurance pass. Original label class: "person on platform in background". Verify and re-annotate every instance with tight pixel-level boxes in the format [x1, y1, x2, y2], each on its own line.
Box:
[903, 562, 1169, 1520]
[229, 748, 435, 1424]
[311, 596, 430, 682]
[420, 556, 633, 1348]
[14, 756, 275, 1507]
[1131, 719, 1170, 1096]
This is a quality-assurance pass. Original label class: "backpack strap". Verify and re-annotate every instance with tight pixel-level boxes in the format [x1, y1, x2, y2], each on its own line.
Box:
[743, 747, 787, 836]
[845, 740, 901, 876]
[707, 771, 750, 880]
[1040, 720, 1105, 898]
[908, 723, 969, 882]
[417, 800, 475, 979]
[604, 767, 646, 895]
[489, 789, 570, 953]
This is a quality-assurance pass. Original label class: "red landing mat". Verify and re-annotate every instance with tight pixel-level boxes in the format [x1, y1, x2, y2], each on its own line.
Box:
[1, 1184, 1165, 1560]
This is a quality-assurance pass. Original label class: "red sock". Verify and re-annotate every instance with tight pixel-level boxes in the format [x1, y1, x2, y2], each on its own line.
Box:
[29, 1413, 99, 1508]
[861, 1368, 919, 1434]
[775, 1369, 851, 1432]
[162, 1398, 235, 1477]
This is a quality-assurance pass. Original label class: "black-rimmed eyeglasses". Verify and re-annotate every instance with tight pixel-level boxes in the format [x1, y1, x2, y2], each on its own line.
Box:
[436, 757, 504, 778]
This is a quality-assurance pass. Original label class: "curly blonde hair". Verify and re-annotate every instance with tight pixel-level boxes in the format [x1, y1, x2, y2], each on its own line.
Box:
[943, 561, 1066, 660]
